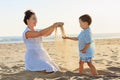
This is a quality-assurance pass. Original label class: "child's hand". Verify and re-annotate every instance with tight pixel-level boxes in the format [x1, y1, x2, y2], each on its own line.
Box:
[62, 36, 68, 39]
[80, 49, 86, 54]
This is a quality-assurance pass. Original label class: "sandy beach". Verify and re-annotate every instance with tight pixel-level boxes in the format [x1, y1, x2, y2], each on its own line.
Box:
[0, 39, 120, 80]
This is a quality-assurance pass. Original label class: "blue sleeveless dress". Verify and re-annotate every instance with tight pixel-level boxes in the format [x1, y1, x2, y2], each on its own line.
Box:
[23, 27, 60, 72]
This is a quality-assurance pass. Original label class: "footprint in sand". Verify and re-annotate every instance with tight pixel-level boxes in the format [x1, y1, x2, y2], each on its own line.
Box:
[111, 56, 118, 61]
[107, 67, 120, 73]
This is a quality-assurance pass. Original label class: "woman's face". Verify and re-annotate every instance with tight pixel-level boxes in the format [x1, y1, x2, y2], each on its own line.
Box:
[27, 14, 37, 27]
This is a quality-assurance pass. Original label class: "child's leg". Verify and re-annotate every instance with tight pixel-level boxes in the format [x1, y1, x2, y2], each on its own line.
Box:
[79, 60, 84, 74]
[87, 62, 98, 76]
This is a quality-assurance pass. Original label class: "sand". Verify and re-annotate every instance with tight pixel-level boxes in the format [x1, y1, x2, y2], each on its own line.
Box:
[0, 39, 120, 80]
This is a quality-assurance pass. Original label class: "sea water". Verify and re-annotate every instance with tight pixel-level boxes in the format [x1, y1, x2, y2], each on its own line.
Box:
[0, 33, 120, 44]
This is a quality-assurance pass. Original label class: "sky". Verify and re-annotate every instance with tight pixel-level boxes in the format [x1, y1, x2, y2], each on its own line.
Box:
[0, 0, 120, 36]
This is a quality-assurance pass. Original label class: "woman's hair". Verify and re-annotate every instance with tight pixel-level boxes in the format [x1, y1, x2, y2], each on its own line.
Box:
[23, 10, 35, 25]
[79, 14, 92, 25]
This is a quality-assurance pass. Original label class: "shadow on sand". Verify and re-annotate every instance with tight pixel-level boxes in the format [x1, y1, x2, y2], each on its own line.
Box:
[1, 66, 120, 80]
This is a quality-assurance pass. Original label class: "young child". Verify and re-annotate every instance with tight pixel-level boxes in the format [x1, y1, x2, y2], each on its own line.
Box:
[63, 14, 98, 76]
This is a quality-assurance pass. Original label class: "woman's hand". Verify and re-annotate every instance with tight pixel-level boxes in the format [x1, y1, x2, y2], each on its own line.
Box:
[53, 22, 64, 28]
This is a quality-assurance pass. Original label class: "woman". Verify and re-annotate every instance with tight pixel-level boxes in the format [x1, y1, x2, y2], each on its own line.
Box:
[22, 10, 63, 73]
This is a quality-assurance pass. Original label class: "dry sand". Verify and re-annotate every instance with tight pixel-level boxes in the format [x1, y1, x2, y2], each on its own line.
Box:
[0, 39, 120, 80]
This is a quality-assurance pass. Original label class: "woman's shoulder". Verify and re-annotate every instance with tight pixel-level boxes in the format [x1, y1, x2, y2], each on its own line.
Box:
[24, 27, 30, 32]
[22, 27, 30, 39]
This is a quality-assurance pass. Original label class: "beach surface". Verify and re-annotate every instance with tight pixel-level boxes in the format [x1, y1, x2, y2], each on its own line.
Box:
[0, 39, 120, 80]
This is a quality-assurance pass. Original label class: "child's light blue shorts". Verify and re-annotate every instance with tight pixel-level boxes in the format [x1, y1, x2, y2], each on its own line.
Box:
[80, 56, 92, 62]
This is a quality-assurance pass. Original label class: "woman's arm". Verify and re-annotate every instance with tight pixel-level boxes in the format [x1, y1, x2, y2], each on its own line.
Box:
[40, 25, 55, 37]
[62, 36, 78, 41]
[44, 22, 64, 37]
[26, 22, 63, 39]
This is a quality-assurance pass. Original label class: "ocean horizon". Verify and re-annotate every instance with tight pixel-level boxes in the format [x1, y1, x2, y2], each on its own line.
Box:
[0, 33, 120, 44]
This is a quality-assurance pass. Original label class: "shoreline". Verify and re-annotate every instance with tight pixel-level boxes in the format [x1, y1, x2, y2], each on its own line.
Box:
[0, 38, 120, 44]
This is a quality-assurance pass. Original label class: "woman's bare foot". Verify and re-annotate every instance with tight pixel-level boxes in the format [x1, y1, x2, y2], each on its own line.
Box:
[46, 71, 54, 74]
[39, 70, 54, 74]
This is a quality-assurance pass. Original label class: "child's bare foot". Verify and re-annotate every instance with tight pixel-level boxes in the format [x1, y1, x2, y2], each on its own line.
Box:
[92, 74, 98, 76]
[87, 62, 98, 76]
[79, 70, 82, 74]
[90, 75, 102, 79]
[79, 67, 83, 75]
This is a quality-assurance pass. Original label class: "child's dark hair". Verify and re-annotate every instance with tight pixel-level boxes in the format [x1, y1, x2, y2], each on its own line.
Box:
[23, 10, 35, 25]
[79, 14, 92, 25]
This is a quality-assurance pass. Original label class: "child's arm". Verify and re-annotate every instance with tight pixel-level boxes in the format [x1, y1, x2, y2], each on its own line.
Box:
[62, 36, 78, 41]
[80, 43, 90, 53]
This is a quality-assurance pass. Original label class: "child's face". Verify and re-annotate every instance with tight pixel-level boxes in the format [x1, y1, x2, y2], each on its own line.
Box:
[79, 19, 89, 30]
